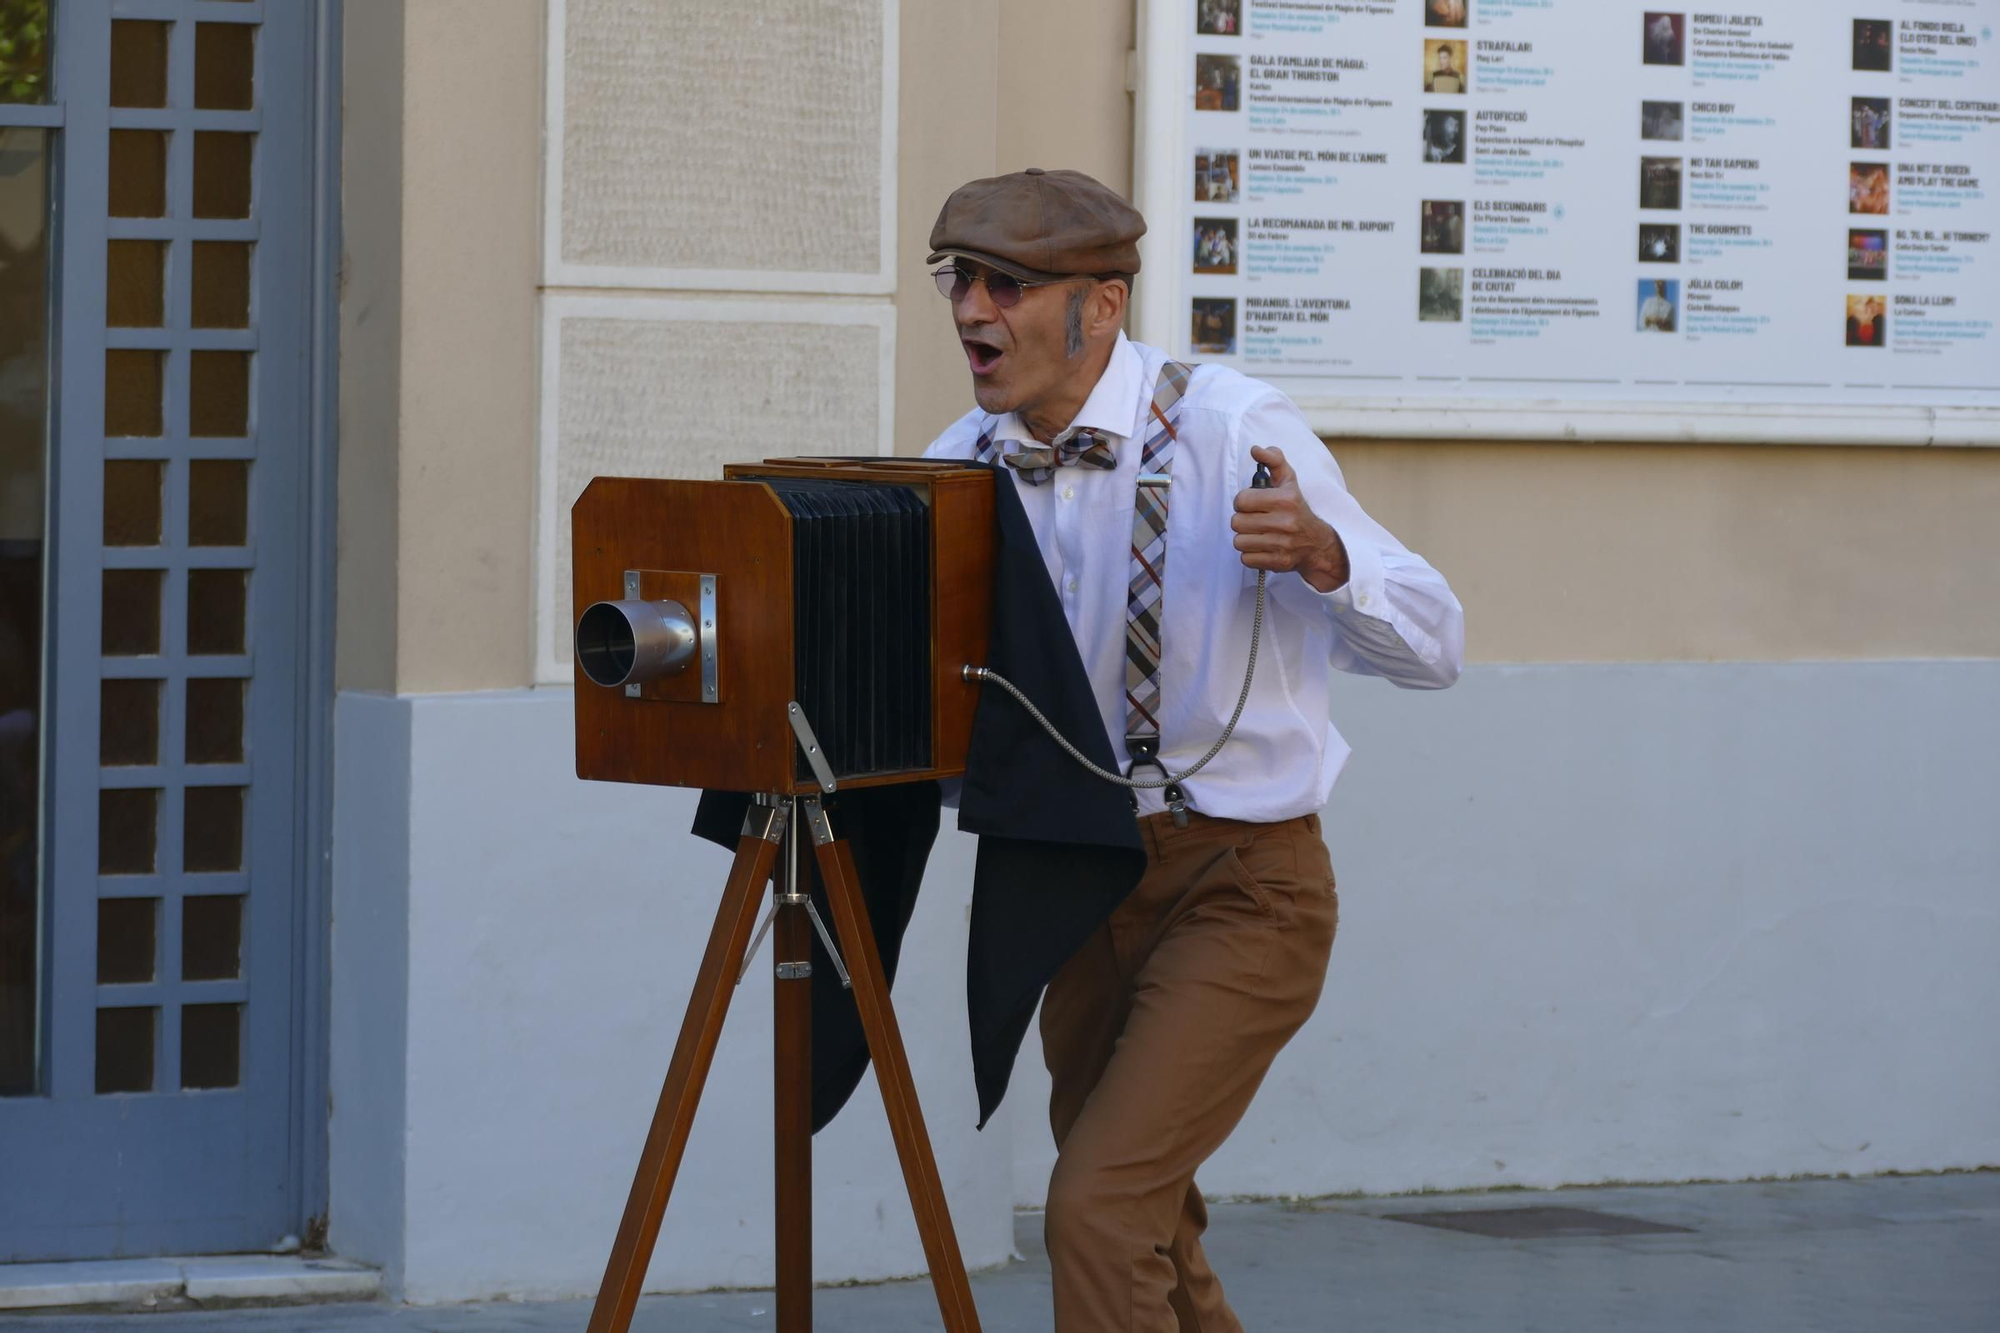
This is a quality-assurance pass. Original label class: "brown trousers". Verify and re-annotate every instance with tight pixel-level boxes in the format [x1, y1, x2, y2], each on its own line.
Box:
[1041, 810, 1339, 1332]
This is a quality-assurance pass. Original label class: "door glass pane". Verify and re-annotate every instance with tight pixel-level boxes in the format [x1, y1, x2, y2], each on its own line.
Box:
[104, 348, 164, 436]
[108, 129, 169, 218]
[102, 458, 163, 545]
[186, 567, 244, 654]
[185, 676, 243, 763]
[100, 677, 161, 765]
[189, 350, 248, 437]
[96, 1006, 156, 1094]
[0, 1, 52, 105]
[96, 896, 157, 984]
[190, 241, 250, 328]
[101, 567, 162, 655]
[110, 19, 170, 109]
[98, 787, 159, 875]
[191, 132, 251, 219]
[106, 239, 167, 327]
[189, 459, 246, 545]
[180, 1002, 239, 1089]
[0, 126, 49, 1096]
[194, 23, 253, 111]
[181, 894, 241, 981]
[182, 784, 243, 873]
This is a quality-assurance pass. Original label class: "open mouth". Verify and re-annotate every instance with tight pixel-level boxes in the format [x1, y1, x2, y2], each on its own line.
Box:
[962, 337, 1006, 375]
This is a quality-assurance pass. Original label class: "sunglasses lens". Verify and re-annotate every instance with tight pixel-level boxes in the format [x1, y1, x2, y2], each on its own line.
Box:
[934, 266, 1028, 306]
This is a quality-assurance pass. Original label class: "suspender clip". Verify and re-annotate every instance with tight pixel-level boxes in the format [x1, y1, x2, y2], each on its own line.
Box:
[1129, 736, 1193, 827]
[1125, 734, 1164, 776]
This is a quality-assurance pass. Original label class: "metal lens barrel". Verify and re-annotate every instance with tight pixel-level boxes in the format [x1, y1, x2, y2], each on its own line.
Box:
[575, 599, 697, 688]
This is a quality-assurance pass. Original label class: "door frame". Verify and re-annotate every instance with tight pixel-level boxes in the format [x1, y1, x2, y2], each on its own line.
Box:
[288, 0, 341, 1242]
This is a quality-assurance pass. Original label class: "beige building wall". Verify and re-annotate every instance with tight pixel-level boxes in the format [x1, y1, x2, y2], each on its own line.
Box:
[338, 0, 1999, 698]
[338, 0, 542, 694]
[1333, 441, 2000, 662]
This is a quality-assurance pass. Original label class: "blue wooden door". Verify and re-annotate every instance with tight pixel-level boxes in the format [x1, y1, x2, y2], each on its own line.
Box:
[0, 0, 327, 1261]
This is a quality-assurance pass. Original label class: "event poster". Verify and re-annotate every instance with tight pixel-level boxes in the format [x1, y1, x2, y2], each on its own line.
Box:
[1181, 0, 2000, 406]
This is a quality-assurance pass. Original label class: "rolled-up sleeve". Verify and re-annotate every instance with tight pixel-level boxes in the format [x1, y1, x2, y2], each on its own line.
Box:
[1238, 391, 1464, 690]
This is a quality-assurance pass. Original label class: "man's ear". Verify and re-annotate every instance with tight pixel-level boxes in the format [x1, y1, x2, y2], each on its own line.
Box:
[1089, 280, 1128, 340]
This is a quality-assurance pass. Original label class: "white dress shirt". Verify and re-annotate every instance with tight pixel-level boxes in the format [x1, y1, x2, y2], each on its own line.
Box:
[924, 333, 1464, 822]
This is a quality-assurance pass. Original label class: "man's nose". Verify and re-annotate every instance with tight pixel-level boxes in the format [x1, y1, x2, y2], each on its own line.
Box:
[953, 278, 998, 326]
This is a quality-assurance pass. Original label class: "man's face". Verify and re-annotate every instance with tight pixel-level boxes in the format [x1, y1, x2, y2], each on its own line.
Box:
[1438, 47, 1454, 69]
[950, 262, 1093, 416]
[1654, 281, 1667, 297]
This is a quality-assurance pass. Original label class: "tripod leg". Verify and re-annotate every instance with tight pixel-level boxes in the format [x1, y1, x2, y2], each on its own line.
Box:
[586, 812, 785, 1333]
[774, 835, 814, 1332]
[810, 824, 983, 1333]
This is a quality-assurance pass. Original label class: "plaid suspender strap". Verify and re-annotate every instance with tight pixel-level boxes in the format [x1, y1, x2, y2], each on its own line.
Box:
[1123, 361, 1194, 814]
[972, 420, 1003, 465]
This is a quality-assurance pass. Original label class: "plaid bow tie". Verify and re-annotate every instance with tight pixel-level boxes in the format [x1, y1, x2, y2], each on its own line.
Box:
[1001, 429, 1118, 485]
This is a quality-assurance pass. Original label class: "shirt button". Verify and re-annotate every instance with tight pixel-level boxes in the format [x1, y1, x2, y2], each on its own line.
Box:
[1067, 578, 1079, 593]
[1357, 593, 1372, 609]
[1060, 485, 1075, 501]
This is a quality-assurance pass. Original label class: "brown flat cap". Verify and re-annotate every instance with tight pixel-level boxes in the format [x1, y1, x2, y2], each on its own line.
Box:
[928, 167, 1146, 281]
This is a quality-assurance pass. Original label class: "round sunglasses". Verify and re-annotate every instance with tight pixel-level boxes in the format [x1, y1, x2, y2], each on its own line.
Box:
[931, 265, 1094, 308]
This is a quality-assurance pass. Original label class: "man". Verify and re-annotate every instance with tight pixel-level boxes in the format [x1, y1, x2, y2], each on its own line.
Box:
[923, 168, 1462, 1332]
[1641, 279, 1677, 332]
[1426, 43, 1465, 94]
[1424, 111, 1464, 163]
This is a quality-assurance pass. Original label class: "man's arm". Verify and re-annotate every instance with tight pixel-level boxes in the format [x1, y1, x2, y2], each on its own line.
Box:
[1228, 390, 1464, 690]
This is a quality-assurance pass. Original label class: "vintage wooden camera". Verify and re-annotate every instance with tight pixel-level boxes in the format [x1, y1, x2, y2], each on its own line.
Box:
[570, 457, 996, 795]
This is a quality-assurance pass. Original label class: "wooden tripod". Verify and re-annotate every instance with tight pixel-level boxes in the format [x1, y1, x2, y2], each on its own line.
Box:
[584, 796, 982, 1333]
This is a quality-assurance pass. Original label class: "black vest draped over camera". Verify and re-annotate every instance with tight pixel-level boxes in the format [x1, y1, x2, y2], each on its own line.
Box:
[694, 469, 1145, 1132]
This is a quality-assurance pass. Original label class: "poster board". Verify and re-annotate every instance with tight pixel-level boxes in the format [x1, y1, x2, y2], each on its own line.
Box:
[1134, 0, 2000, 444]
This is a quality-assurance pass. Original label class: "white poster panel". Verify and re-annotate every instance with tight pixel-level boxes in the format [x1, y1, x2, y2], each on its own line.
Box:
[1139, 1, 2000, 442]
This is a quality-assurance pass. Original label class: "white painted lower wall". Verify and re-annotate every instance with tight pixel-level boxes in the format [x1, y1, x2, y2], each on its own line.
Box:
[333, 662, 2000, 1303]
[330, 689, 1011, 1305]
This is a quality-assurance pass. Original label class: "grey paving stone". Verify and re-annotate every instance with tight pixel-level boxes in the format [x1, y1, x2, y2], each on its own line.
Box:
[4, 1173, 1995, 1332]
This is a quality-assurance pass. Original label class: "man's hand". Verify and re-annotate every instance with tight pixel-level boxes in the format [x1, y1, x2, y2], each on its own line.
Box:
[1231, 445, 1350, 593]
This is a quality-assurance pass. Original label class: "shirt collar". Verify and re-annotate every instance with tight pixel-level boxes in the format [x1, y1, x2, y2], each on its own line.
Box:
[992, 332, 1145, 448]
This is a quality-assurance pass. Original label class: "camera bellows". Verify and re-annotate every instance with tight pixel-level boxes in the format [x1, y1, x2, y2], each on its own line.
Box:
[755, 478, 932, 780]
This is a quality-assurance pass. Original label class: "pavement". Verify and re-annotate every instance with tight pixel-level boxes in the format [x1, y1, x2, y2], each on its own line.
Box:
[5, 1172, 1996, 1331]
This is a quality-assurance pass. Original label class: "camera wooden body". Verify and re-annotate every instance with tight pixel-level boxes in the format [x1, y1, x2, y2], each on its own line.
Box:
[571, 458, 995, 795]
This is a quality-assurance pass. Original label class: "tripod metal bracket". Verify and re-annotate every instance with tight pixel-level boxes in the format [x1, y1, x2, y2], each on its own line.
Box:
[787, 702, 838, 794]
[742, 800, 788, 845]
[775, 961, 812, 981]
[803, 797, 835, 846]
